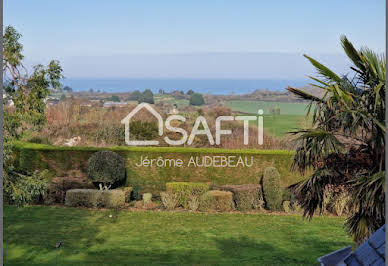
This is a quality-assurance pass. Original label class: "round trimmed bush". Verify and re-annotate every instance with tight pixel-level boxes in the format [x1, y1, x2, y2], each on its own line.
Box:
[262, 167, 283, 211]
[87, 151, 126, 188]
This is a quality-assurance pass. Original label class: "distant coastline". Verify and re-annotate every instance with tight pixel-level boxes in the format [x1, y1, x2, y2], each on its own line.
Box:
[61, 78, 310, 95]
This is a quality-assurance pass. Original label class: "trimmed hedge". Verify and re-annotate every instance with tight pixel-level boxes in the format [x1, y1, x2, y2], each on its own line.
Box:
[13, 142, 303, 195]
[262, 167, 283, 211]
[218, 184, 263, 211]
[166, 182, 209, 208]
[65, 189, 125, 208]
[87, 151, 126, 188]
[199, 190, 234, 212]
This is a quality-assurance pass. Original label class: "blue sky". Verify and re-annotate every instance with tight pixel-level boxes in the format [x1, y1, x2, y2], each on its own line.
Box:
[4, 0, 386, 78]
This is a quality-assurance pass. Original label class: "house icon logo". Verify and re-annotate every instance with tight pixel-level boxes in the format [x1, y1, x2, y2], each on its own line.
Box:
[121, 103, 163, 146]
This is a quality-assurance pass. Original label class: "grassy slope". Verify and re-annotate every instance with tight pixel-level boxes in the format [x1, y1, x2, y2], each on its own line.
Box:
[5, 206, 352, 265]
[226, 100, 312, 137]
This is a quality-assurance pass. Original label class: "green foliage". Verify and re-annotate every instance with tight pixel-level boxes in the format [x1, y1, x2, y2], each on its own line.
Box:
[129, 90, 142, 101]
[288, 36, 385, 242]
[63, 85, 72, 92]
[14, 141, 302, 196]
[166, 182, 209, 208]
[262, 167, 283, 211]
[65, 189, 126, 208]
[187, 89, 194, 95]
[219, 184, 263, 211]
[139, 89, 154, 104]
[107, 95, 120, 102]
[87, 151, 126, 188]
[199, 190, 234, 212]
[4, 170, 49, 206]
[2, 26, 63, 208]
[189, 93, 205, 106]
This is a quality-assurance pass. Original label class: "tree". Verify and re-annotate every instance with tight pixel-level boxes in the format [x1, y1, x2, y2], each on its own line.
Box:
[63, 85, 72, 92]
[187, 89, 194, 95]
[60, 94, 66, 101]
[189, 93, 205, 106]
[3, 26, 63, 205]
[139, 89, 154, 104]
[287, 36, 385, 243]
[129, 90, 142, 101]
[108, 95, 120, 102]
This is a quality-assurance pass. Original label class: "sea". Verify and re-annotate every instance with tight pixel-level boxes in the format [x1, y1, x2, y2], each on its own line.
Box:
[61, 78, 310, 95]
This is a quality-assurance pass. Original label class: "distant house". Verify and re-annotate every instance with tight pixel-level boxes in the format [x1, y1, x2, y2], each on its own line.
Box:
[318, 225, 385, 266]
[103, 101, 128, 108]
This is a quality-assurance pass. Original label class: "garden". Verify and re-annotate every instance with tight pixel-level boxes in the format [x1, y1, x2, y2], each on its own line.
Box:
[3, 24, 385, 265]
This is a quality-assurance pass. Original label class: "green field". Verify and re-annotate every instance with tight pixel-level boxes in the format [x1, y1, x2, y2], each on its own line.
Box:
[226, 100, 311, 115]
[5, 206, 352, 265]
[226, 101, 312, 137]
[154, 95, 189, 108]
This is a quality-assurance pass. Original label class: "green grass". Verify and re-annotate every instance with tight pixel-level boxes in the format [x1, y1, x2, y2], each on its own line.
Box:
[225, 100, 312, 137]
[226, 100, 311, 116]
[5, 205, 352, 265]
[262, 114, 309, 137]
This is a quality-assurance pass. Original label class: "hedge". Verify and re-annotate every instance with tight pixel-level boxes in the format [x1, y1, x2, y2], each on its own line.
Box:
[262, 167, 283, 211]
[166, 182, 209, 208]
[13, 142, 304, 195]
[199, 190, 234, 212]
[218, 184, 263, 211]
[65, 189, 125, 208]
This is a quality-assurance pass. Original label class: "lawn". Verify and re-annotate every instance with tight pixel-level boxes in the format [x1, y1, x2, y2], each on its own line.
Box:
[5, 206, 352, 265]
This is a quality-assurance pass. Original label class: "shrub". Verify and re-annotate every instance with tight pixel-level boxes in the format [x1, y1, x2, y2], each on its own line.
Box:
[323, 185, 353, 216]
[186, 194, 201, 211]
[160, 191, 179, 210]
[4, 170, 49, 206]
[139, 89, 154, 104]
[118, 187, 133, 203]
[166, 182, 209, 208]
[65, 189, 125, 208]
[282, 201, 291, 213]
[262, 167, 283, 211]
[129, 121, 158, 140]
[189, 93, 205, 106]
[87, 151, 126, 188]
[218, 184, 263, 211]
[199, 190, 234, 212]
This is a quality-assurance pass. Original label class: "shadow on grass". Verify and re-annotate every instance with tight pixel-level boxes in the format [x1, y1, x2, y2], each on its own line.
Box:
[5, 206, 350, 265]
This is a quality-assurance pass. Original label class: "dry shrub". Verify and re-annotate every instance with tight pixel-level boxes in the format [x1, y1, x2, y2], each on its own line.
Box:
[160, 191, 179, 210]
[199, 190, 235, 212]
[323, 185, 353, 216]
[186, 194, 201, 211]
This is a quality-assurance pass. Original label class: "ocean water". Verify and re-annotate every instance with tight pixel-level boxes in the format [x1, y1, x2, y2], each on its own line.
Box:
[62, 78, 310, 95]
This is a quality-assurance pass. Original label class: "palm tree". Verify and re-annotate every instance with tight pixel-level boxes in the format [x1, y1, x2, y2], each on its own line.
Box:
[287, 36, 385, 243]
